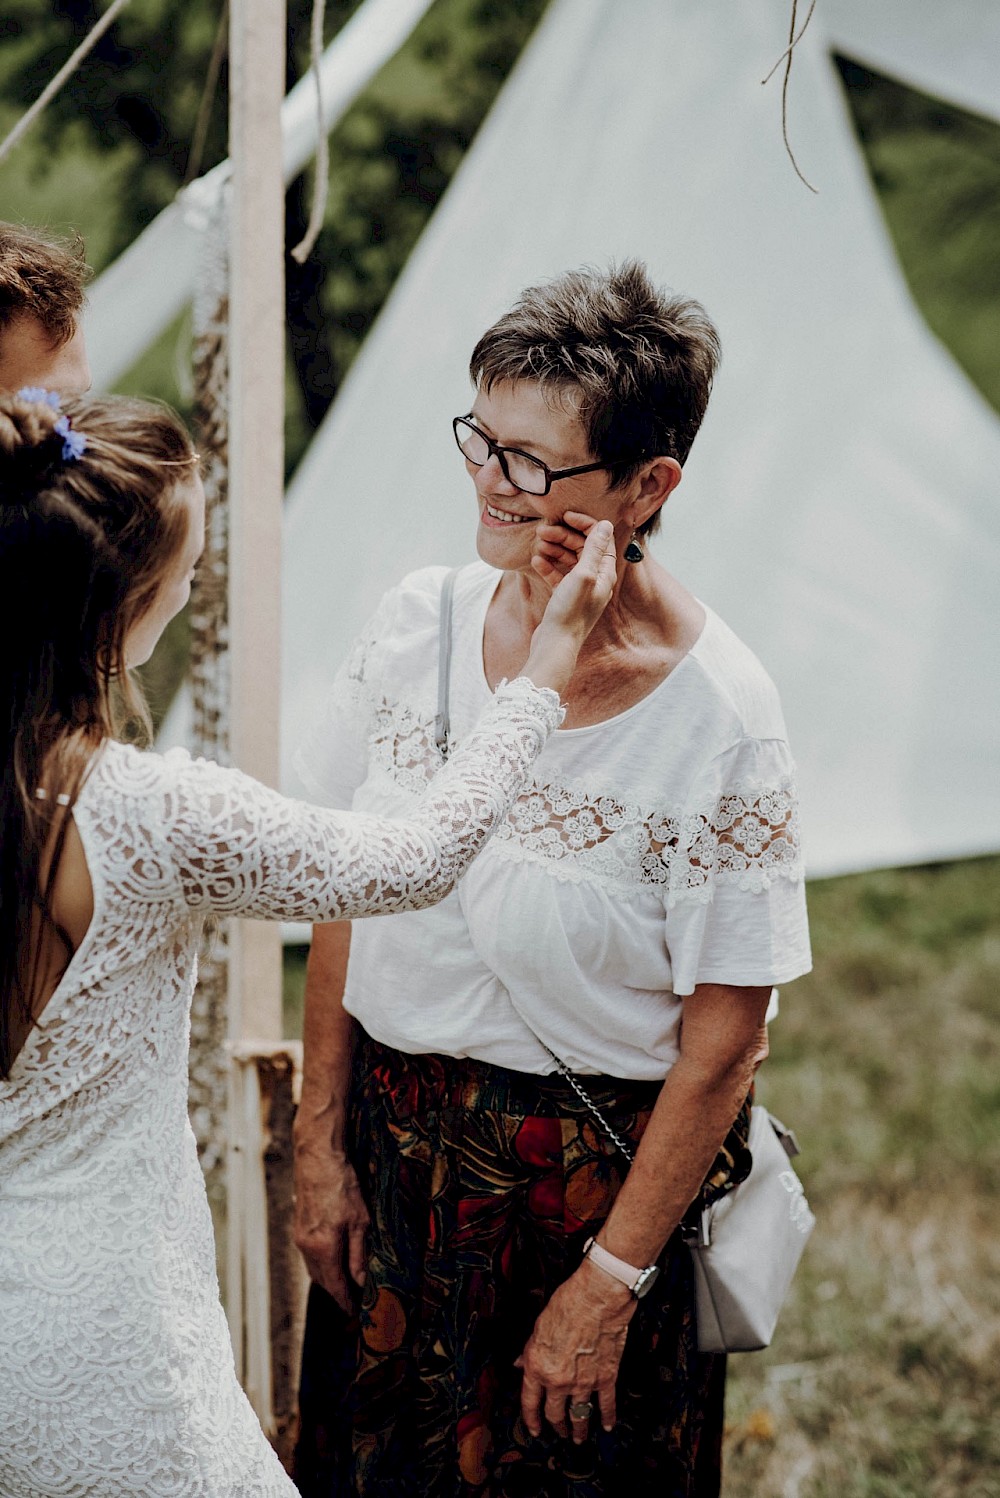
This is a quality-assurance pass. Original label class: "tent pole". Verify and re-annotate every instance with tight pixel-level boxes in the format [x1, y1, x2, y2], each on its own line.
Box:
[226, 0, 290, 1448]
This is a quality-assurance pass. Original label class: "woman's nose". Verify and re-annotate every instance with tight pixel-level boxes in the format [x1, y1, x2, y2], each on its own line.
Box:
[475, 452, 519, 497]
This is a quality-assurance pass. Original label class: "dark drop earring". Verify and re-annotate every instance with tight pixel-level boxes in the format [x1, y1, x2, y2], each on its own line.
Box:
[624, 532, 644, 564]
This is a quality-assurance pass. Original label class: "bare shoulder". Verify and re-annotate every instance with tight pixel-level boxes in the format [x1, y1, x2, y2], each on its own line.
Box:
[50, 818, 94, 951]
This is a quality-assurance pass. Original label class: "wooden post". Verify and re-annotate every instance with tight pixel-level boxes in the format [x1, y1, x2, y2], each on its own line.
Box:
[226, 0, 288, 1439]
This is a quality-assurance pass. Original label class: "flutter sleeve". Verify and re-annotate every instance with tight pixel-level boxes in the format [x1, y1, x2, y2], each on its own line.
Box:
[662, 734, 812, 996]
[164, 678, 564, 923]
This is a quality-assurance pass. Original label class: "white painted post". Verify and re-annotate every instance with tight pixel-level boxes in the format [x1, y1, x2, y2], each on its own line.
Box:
[226, 0, 287, 1437]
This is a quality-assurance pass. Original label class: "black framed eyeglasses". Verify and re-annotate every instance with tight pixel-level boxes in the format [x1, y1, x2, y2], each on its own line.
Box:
[452, 414, 636, 498]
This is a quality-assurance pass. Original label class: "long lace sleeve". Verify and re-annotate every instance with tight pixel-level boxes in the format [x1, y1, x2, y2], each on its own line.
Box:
[165, 677, 564, 922]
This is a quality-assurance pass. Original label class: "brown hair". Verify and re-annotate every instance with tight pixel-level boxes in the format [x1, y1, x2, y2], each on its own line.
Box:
[470, 261, 721, 536]
[0, 391, 197, 1077]
[0, 222, 91, 348]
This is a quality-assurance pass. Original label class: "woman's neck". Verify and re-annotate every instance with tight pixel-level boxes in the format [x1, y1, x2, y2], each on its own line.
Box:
[498, 556, 678, 658]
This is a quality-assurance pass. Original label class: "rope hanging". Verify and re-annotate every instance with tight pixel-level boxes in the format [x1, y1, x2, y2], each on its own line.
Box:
[762, 0, 819, 194]
[290, 0, 330, 264]
[0, 0, 134, 166]
[184, 0, 230, 188]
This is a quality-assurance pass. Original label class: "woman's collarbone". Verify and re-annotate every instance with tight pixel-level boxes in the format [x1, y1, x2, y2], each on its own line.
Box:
[557, 646, 677, 727]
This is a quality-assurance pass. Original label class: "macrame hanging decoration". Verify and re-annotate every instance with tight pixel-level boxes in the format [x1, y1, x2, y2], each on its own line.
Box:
[187, 193, 232, 1187]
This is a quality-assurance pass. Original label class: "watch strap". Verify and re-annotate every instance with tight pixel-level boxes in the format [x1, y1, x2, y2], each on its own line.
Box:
[583, 1236, 655, 1294]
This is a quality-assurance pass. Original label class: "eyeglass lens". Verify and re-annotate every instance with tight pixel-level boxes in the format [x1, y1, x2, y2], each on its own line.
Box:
[454, 419, 548, 495]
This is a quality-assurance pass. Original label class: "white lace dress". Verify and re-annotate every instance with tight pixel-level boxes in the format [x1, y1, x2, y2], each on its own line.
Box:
[0, 678, 562, 1498]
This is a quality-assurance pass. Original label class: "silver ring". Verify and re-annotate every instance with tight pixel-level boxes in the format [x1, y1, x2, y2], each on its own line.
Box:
[568, 1400, 593, 1420]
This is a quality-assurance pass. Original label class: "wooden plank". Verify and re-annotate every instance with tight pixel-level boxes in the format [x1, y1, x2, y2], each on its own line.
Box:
[225, 0, 287, 1434]
[227, 0, 286, 1045]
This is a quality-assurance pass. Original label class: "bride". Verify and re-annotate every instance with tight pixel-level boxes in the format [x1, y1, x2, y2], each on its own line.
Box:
[0, 389, 614, 1498]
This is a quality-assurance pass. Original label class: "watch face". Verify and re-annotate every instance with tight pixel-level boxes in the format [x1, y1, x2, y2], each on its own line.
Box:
[632, 1264, 661, 1299]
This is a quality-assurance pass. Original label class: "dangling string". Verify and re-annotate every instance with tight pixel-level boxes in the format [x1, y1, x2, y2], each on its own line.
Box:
[290, 0, 330, 264]
[761, 0, 819, 194]
[184, 0, 230, 188]
[0, 0, 134, 166]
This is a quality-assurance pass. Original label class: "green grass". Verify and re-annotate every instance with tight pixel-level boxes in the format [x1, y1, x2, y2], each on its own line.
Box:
[282, 943, 309, 1039]
[724, 856, 1000, 1496]
[834, 56, 1000, 416]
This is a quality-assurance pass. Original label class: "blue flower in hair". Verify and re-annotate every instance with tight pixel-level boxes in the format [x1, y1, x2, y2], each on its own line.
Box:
[16, 386, 62, 410]
[54, 415, 87, 462]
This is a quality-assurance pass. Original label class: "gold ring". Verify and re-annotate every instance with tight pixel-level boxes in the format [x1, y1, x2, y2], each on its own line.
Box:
[568, 1400, 593, 1420]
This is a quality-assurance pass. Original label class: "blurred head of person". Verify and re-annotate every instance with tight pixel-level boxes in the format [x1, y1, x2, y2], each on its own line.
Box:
[0, 390, 202, 1075]
[0, 223, 93, 395]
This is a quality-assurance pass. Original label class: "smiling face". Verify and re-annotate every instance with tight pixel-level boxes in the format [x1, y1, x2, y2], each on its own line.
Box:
[124, 472, 206, 667]
[467, 380, 636, 574]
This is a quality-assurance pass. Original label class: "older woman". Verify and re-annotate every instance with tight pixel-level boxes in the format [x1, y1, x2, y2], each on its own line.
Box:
[293, 262, 811, 1497]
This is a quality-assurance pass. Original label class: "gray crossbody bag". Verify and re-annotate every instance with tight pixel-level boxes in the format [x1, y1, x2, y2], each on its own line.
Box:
[436, 569, 815, 1352]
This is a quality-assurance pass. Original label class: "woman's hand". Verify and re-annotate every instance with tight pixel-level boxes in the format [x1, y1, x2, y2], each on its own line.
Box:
[532, 510, 609, 587]
[521, 516, 617, 698]
[515, 1258, 639, 1444]
[293, 1141, 370, 1313]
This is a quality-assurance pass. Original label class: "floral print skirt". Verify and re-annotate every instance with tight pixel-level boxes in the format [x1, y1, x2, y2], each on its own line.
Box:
[294, 1032, 751, 1498]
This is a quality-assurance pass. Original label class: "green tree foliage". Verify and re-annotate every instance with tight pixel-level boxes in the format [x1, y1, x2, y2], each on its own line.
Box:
[835, 55, 1000, 413]
[311, 0, 549, 404]
[0, 0, 550, 445]
[0, 1, 359, 244]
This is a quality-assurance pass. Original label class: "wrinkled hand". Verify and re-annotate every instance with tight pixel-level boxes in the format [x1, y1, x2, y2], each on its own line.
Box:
[532, 511, 616, 590]
[522, 516, 618, 698]
[515, 1258, 638, 1444]
[532, 514, 617, 635]
[293, 1142, 370, 1312]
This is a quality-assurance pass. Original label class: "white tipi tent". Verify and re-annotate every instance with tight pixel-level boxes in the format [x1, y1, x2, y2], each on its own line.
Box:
[276, 0, 1000, 878]
[824, 0, 1000, 121]
[79, 0, 1000, 880]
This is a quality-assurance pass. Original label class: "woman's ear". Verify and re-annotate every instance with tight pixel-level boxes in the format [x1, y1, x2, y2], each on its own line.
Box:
[622, 457, 682, 531]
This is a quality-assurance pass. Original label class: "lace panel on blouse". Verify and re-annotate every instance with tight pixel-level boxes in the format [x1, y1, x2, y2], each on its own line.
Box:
[358, 696, 803, 902]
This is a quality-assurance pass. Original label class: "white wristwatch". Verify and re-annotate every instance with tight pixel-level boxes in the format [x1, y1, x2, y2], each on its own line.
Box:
[582, 1236, 661, 1300]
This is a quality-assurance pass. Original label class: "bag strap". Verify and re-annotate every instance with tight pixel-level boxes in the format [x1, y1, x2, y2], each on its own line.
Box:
[435, 570, 635, 1163]
[434, 567, 459, 758]
[537, 1046, 637, 1164]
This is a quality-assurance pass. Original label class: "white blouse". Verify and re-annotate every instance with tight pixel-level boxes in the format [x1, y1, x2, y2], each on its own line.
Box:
[297, 562, 812, 1079]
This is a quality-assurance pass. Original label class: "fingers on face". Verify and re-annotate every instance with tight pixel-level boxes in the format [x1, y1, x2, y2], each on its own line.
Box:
[533, 552, 575, 580]
[581, 520, 616, 576]
[537, 522, 586, 551]
[534, 539, 575, 561]
[561, 510, 599, 534]
[529, 554, 561, 587]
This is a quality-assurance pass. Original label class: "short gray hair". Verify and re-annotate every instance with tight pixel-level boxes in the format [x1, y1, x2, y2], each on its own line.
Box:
[470, 261, 721, 535]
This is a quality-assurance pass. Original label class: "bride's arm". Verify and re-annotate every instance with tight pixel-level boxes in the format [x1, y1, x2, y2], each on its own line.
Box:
[168, 520, 616, 923]
[168, 676, 563, 923]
